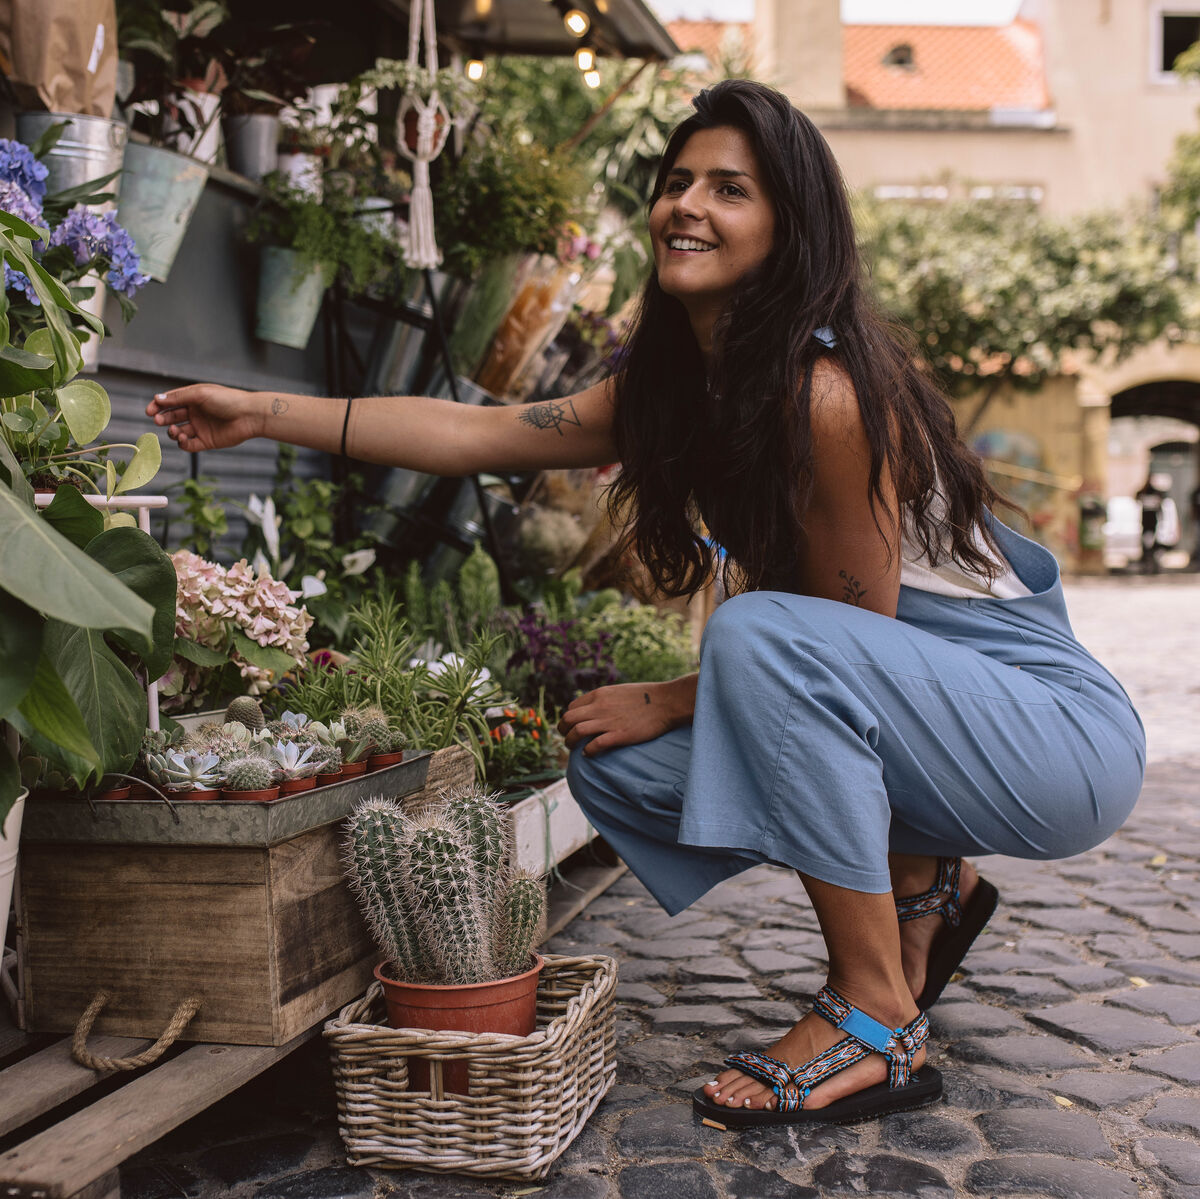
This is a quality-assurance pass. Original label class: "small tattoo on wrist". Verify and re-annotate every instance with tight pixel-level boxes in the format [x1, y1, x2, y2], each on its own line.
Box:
[270, 396, 289, 416]
[517, 398, 581, 436]
[644, 692, 652, 705]
[839, 570, 866, 605]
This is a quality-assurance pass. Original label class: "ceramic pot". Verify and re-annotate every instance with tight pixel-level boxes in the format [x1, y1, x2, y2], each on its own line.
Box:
[1, 790, 27, 943]
[220, 786, 281, 802]
[279, 776, 317, 795]
[375, 954, 543, 1094]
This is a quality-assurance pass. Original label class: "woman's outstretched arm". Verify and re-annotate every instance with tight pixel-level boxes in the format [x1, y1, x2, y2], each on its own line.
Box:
[145, 378, 619, 475]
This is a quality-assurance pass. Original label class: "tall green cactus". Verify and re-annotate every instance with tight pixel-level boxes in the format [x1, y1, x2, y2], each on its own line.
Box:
[344, 788, 546, 986]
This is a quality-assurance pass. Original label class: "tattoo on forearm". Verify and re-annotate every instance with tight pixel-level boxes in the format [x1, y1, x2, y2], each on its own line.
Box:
[517, 398, 581, 436]
[270, 396, 289, 416]
[839, 570, 866, 605]
[644, 692, 652, 705]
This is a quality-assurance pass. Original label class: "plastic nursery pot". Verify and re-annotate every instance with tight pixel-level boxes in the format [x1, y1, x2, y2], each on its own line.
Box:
[219, 786, 281, 802]
[315, 769, 343, 787]
[374, 954, 544, 1095]
[179, 788, 220, 801]
[279, 776, 317, 795]
[91, 784, 131, 801]
[366, 751, 404, 771]
[340, 760, 369, 778]
[128, 782, 155, 801]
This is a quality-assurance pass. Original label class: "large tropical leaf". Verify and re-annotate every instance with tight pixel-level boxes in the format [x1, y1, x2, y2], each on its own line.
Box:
[174, 637, 227, 666]
[0, 435, 33, 505]
[0, 589, 41, 718]
[0, 208, 49, 244]
[42, 619, 146, 781]
[85, 526, 177, 679]
[12, 647, 100, 775]
[0, 486, 154, 637]
[0, 343, 56, 398]
[40, 484, 103, 550]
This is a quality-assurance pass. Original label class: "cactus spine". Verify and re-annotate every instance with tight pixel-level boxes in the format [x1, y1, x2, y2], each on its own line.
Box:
[224, 696, 266, 731]
[222, 755, 275, 791]
[344, 788, 545, 986]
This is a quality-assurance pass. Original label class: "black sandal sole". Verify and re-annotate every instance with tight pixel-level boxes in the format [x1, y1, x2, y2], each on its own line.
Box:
[692, 1065, 943, 1128]
[916, 877, 999, 1010]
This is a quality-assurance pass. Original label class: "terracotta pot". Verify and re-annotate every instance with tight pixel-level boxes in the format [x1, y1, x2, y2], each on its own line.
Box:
[180, 787, 220, 801]
[128, 782, 155, 801]
[340, 760, 369, 778]
[220, 786, 281, 802]
[375, 954, 543, 1094]
[315, 769, 343, 787]
[402, 107, 447, 155]
[92, 785, 131, 801]
[279, 776, 317, 795]
[366, 751, 404, 771]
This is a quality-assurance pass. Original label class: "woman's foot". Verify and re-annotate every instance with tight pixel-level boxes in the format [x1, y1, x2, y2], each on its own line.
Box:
[701, 985, 924, 1112]
[893, 858, 982, 1004]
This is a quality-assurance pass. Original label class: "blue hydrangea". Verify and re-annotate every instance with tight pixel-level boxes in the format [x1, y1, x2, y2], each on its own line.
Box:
[49, 204, 149, 299]
[0, 139, 48, 202]
[0, 178, 44, 303]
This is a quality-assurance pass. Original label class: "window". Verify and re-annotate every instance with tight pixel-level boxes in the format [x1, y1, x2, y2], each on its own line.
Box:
[1162, 13, 1200, 72]
[882, 43, 914, 68]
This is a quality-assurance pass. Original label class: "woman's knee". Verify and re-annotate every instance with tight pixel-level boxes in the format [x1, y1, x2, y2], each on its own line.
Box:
[701, 591, 832, 668]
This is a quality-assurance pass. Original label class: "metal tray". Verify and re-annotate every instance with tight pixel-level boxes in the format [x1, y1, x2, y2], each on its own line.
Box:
[20, 751, 432, 848]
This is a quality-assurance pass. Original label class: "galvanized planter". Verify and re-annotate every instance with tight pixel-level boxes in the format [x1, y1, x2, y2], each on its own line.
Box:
[255, 246, 327, 349]
[117, 141, 209, 282]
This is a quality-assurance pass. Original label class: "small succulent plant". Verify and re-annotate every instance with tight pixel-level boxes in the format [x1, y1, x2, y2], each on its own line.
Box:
[221, 755, 277, 792]
[330, 715, 371, 765]
[269, 740, 318, 780]
[224, 695, 266, 732]
[142, 750, 172, 789]
[163, 750, 223, 792]
[140, 728, 178, 758]
[311, 744, 342, 775]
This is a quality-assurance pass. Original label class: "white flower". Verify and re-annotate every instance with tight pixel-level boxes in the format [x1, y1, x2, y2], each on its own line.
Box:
[341, 548, 376, 576]
[299, 574, 328, 598]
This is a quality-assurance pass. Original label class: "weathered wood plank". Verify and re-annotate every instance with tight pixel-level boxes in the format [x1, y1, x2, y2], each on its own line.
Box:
[0, 1034, 154, 1137]
[544, 859, 628, 941]
[0, 1031, 315, 1199]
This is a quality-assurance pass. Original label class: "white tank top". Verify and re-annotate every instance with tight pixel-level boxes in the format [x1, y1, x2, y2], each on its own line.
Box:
[899, 504, 1031, 600]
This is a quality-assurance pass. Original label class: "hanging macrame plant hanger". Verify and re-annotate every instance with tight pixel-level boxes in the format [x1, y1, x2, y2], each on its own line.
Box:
[395, 0, 451, 270]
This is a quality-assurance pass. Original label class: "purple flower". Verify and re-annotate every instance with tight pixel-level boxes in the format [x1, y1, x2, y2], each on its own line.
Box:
[0, 139, 48, 202]
[49, 205, 149, 299]
[0, 179, 43, 303]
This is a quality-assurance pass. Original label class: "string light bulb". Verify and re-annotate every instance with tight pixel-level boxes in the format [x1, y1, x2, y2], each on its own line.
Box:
[575, 46, 595, 71]
[584, 68, 601, 88]
[466, 58, 486, 81]
[563, 8, 590, 36]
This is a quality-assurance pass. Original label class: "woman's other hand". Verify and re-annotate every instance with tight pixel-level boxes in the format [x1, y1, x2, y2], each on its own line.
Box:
[146, 384, 262, 453]
[559, 676, 697, 756]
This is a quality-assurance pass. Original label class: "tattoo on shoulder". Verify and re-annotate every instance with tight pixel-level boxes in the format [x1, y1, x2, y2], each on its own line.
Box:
[270, 396, 289, 416]
[517, 398, 581, 436]
[839, 570, 867, 606]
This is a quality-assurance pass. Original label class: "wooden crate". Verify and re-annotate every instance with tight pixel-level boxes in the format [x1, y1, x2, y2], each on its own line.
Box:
[16, 754, 434, 1047]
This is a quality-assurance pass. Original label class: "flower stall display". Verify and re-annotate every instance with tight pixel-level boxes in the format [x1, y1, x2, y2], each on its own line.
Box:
[162, 550, 314, 712]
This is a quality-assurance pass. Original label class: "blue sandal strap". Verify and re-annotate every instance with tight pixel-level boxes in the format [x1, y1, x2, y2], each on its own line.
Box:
[813, 986, 929, 1089]
[895, 857, 963, 927]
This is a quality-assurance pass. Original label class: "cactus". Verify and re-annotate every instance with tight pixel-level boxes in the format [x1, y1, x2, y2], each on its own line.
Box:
[344, 788, 545, 986]
[384, 726, 408, 754]
[221, 755, 276, 792]
[312, 744, 342, 774]
[224, 696, 266, 731]
[163, 750, 223, 792]
[496, 872, 546, 979]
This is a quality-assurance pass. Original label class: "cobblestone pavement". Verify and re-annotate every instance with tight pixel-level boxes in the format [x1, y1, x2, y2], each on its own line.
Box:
[122, 577, 1200, 1199]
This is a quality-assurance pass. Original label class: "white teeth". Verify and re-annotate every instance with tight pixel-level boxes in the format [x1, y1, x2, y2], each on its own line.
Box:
[667, 237, 716, 252]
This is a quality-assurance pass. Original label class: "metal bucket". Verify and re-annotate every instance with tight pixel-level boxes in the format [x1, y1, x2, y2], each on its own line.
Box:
[117, 141, 208, 282]
[224, 113, 279, 183]
[15, 113, 127, 200]
[255, 246, 327, 350]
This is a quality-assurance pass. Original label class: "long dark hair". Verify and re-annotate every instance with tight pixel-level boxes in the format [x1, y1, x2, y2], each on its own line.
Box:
[608, 79, 1004, 597]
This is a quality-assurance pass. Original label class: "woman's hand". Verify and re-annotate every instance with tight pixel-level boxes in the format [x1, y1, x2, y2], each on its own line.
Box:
[146, 384, 263, 453]
[558, 676, 697, 756]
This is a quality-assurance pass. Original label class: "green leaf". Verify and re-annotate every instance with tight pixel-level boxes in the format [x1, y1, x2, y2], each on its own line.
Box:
[0, 435, 34, 505]
[22, 329, 67, 389]
[84, 526, 177, 679]
[15, 646, 101, 770]
[0, 590, 42, 717]
[54, 379, 111, 446]
[1, 409, 34, 434]
[0, 486, 154, 637]
[42, 619, 146, 781]
[0, 343, 55, 398]
[40, 484, 103, 549]
[0, 738, 21, 834]
[113, 431, 162, 494]
[229, 628, 296, 674]
[0, 207, 49, 244]
[175, 637, 228, 667]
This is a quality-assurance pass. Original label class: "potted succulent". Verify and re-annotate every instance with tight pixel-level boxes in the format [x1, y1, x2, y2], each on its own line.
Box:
[270, 740, 319, 794]
[328, 712, 372, 778]
[344, 787, 545, 1093]
[219, 753, 279, 802]
[161, 749, 222, 800]
[115, 0, 229, 279]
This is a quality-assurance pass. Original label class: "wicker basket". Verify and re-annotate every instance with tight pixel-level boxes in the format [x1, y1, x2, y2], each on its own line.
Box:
[324, 954, 617, 1179]
[418, 744, 477, 800]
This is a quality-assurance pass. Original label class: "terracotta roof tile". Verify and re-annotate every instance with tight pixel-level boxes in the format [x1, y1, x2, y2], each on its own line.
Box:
[665, 18, 746, 67]
[844, 20, 1050, 111]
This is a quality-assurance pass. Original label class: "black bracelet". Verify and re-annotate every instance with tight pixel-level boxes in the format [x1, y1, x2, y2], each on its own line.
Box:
[340, 396, 353, 459]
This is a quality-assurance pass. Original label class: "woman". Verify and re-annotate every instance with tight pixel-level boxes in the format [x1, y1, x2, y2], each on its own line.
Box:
[146, 80, 1144, 1126]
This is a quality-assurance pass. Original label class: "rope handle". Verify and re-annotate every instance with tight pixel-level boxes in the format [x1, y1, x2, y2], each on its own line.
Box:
[72, 990, 202, 1072]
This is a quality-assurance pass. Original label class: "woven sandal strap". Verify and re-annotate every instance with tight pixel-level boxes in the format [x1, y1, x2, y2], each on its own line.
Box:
[813, 985, 930, 1089]
[724, 1036, 872, 1114]
[895, 856, 963, 927]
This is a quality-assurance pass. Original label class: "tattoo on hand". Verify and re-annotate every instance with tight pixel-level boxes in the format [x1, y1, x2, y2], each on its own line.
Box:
[270, 396, 289, 416]
[517, 398, 581, 436]
[839, 570, 866, 605]
[644, 692, 652, 705]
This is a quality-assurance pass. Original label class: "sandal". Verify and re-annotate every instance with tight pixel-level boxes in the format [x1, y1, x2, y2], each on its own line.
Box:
[692, 985, 942, 1127]
[896, 856, 999, 1010]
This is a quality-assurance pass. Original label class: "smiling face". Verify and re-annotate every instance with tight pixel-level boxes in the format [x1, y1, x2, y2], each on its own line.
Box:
[649, 125, 776, 344]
